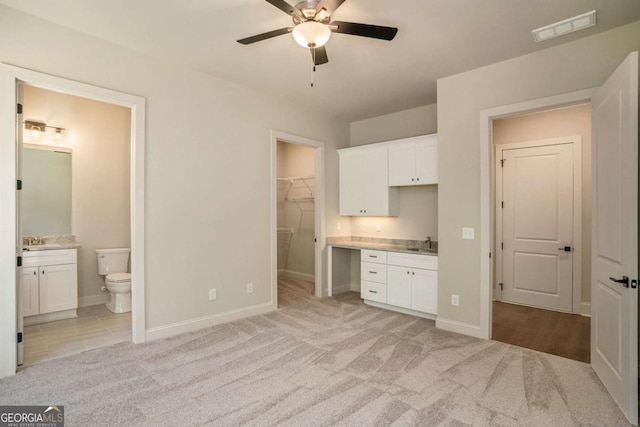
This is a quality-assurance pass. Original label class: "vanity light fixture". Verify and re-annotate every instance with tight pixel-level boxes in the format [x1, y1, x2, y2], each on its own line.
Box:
[23, 120, 66, 140]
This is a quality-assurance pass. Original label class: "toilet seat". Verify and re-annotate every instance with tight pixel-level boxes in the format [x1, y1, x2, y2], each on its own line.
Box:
[106, 272, 131, 283]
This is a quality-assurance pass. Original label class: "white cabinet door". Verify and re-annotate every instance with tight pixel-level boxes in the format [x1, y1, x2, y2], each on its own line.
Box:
[339, 146, 397, 216]
[388, 135, 438, 186]
[387, 265, 412, 309]
[412, 268, 438, 315]
[39, 264, 78, 314]
[388, 145, 417, 186]
[417, 142, 438, 185]
[339, 149, 365, 216]
[22, 267, 39, 317]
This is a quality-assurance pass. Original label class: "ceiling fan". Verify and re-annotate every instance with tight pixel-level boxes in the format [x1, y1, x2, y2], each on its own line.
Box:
[237, 0, 398, 66]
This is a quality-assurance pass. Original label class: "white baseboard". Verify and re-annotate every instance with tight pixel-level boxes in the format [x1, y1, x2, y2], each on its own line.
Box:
[365, 300, 436, 320]
[580, 302, 591, 317]
[145, 302, 275, 341]
[332, 282, 355, 295]
[24, 309, 77, 326]
[281, 270, 315, 283]
[436, 317, 487, 339]
[78, 293, 110, 307]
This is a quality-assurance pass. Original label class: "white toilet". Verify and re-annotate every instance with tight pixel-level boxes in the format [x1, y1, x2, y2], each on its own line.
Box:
[96, 248, 131, 314]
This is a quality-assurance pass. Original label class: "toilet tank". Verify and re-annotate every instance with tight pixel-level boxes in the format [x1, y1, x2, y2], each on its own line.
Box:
[96, 248, 130, 275]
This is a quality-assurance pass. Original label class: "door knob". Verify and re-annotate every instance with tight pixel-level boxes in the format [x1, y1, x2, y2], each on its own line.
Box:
[557, 246, 572, 252]
[609, 276, 630, 288]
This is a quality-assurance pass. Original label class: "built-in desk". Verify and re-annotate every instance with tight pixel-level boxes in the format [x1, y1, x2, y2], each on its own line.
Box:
[327, 237, 438, 319]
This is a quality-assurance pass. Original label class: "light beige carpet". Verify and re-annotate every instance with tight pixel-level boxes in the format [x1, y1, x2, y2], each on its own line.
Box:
[0, 276, 630, 426]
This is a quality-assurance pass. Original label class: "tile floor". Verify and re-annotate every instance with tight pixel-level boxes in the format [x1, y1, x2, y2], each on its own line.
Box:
[21, 304, 131, 367]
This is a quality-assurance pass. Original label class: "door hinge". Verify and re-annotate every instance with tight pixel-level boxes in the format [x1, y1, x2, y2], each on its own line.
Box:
[17, 180, 22, 190]
[501, 242, 504, 250]
[17, 332, 22, 343]
[499, 283, 503, 291]
[17, 256, 22, 267]
[501, 201, 504, 209]
[17, 103, 22, 115]
[314, 238, 317, 243]
[632, 279, 638, 289]
[500, 159, 506, 167]
[489, 252, 492, 258]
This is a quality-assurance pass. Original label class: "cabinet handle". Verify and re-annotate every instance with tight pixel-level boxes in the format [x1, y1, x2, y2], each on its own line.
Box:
[369, 290, 378, 294]
[368, 271, 377, 274]
[417, 178, 420, 181]
[406, 271, 410, 275]
[412, 272, 415, 275]
[33, 271, 36, 275]
[369, 255, 377, 259]
[412, 178, 415, 181]
[42, 270, 45, 275]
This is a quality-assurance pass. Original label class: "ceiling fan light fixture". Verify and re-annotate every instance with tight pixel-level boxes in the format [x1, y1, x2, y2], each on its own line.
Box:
[292, 21, 331, 48]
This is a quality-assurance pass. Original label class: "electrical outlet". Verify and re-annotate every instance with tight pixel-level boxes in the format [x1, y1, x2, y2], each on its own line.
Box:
[209, 288, 217, 301]
[462, 227, 475, 240]
[451, 294, 460, 306]
[247, 283, 254, 294]
[376, 222, 382, 232]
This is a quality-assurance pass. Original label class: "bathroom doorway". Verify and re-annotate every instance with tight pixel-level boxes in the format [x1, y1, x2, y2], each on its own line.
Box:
[19, 84, 133, 367]
[270, 131, 325, 308]
[0, 64, 145, 377]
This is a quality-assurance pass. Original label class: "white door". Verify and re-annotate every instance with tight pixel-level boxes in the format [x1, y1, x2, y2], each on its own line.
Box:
[591, 51, 638, 425]
[16, 82, 24, 366]
[500, 143, 575, 312]
[338, 150, 364, 215]
[417, 142, 438, 185]
[388, 145, 417, 186]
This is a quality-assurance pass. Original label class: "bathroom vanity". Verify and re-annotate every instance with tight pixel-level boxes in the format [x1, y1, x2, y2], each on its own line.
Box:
[22, 248, 78, 325]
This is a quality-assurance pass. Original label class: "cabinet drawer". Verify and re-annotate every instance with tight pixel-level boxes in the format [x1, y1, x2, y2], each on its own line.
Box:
[387, 252, 437, 270]
[361, 281, 386, 303]
[361, 262, 387, 284]
[361, 249, 387, 264]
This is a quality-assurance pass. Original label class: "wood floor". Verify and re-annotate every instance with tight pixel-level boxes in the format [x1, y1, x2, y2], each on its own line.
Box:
[492, 301, 590, 363]
[21, 304, 131, 367]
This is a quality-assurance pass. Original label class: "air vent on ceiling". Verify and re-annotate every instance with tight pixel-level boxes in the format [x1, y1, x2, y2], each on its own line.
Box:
[532, 10, 596, 42]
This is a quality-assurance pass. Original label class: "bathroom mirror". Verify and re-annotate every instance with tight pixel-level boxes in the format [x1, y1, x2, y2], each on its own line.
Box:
[22, 144, 72, 236]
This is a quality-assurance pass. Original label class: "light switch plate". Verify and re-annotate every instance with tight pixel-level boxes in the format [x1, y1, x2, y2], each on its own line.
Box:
[462, 227, 475, 240]
[376, 223, 382, 232]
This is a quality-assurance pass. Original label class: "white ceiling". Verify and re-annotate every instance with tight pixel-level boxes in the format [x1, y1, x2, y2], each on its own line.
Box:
[3, 0, 640, 121]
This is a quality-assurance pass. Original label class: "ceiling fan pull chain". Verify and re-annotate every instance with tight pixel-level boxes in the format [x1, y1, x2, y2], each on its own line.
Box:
[310, 44, 316, 87]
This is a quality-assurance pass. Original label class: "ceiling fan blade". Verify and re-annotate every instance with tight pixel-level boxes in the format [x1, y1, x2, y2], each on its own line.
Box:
[237, 27, 292, 45]
[316, 0, 347, 14]
[265, 0, 302, 19]
[312, 46, 329, 65]
[330, 21, 398, 41]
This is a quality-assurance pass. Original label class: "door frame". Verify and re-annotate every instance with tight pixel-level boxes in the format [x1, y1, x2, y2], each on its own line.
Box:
[494, 136, 583, 313]
[478, 87, 596, 340]
[270, 130, 325, 303]
[0, 64, 146, 378]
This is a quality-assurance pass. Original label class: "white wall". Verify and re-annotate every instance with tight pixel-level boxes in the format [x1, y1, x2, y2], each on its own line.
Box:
[276, 141, 315, 279]
[493, 103, 592, 303]
[436, 21, 640, 332]
[348, 104, 438, 240]
[0, 5, 350, 332]
[23, 85, 131, 306]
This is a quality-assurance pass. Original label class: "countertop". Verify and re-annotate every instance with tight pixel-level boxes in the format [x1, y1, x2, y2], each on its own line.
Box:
[327, 236, 437, 256]
[23, 243, 80, 251]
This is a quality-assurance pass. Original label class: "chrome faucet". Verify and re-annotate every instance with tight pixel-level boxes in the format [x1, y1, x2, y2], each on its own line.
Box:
[424, 236, 432, 249]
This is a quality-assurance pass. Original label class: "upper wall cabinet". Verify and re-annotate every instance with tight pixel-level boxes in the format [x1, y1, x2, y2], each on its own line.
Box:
[388, 134, 438, 186]
[339, 145, 398, 217]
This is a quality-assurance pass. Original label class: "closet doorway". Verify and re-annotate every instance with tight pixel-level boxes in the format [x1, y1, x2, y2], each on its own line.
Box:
[270, 131, 325, 305]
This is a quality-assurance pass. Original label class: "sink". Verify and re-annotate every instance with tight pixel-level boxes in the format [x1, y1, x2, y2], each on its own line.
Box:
[406, 247, 436, 254]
